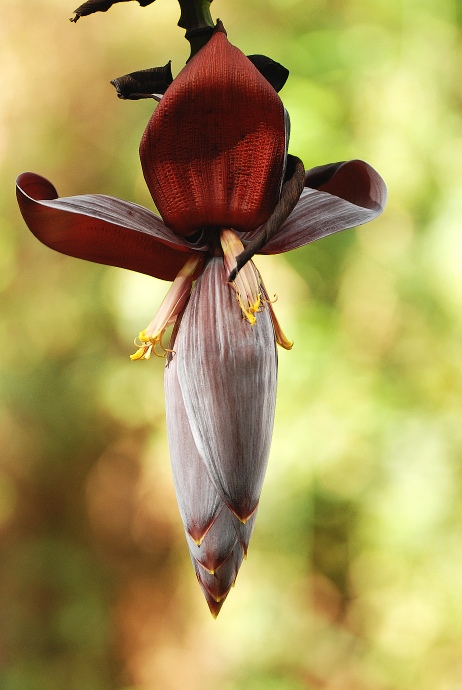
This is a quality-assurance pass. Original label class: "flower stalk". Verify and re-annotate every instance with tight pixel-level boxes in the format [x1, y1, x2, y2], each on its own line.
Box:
[177, 0, 215, 58]
[71, 0, 215, 58]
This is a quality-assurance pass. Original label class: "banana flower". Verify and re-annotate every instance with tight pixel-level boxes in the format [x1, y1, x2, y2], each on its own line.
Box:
[16, 22, 386, 616]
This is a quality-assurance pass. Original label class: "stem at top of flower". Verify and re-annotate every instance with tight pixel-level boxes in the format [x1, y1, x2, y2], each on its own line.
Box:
[71, 0, 215, 59]
[177, 0, 215, 59]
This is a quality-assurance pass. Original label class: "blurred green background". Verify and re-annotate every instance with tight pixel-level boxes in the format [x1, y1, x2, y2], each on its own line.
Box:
[2, 0, 462, 688]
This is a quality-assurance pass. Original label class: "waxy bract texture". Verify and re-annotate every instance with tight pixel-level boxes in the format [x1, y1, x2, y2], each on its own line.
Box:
[165, 257, 275, 614]
[16, 22, 387, 616]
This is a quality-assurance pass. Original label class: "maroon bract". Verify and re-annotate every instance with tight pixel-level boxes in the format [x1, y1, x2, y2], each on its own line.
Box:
[141, 22, 286, 235]
[16, 23, 386, 616]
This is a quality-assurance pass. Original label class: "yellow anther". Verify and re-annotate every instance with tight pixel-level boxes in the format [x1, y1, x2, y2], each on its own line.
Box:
[130, 254, 202, 362]
[130, 345, 152, 361]
[236, 291, 261, 325]
[221, 229, 262, 325]
[266, 299, 293, 350]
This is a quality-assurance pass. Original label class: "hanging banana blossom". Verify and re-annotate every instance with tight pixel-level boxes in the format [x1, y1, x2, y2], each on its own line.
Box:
[16, 21, 386, 616]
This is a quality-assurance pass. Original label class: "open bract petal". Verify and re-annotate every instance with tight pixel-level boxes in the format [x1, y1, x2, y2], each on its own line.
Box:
[238, 160, 387, 254]
[16, 172, 205, 281]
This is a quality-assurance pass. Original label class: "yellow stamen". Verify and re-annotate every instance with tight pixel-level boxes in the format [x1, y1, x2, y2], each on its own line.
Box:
[266, 298, 293, 350]
[220, 229, 293, 347]
[220, 229, 262, 324]
[235, 291, 261, 325]
[130, 330, 173, 360]
[130, 254, 202, 361]
[130, 343, 153, 361]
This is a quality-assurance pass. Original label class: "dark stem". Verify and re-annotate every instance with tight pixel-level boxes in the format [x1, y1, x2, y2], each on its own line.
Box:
[177, 0, 215, 59]
[71, 0, 215, 58]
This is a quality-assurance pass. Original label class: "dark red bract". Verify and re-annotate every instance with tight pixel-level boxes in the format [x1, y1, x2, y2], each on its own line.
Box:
[140, 23, 286, 236]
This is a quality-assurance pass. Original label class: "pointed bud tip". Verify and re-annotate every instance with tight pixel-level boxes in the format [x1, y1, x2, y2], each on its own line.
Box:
[208, 594, 228, 616]
[205, 592, 226, 618]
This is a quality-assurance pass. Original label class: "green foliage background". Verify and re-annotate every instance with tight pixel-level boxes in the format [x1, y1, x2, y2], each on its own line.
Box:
[1, 0, 462, 688]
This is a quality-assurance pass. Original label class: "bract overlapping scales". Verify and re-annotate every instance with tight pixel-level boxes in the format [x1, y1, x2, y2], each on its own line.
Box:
[165, 348, 253, 615]
[175, 257, 277, 523]
[140, 22, 286, 236]
[164, 353, 223, 546]
[191, 541, 244, 618]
